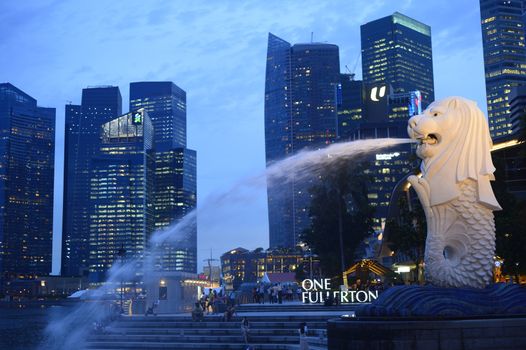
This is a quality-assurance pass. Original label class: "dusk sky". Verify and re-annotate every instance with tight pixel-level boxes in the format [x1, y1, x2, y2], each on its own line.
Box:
[0, 0, 487, 273]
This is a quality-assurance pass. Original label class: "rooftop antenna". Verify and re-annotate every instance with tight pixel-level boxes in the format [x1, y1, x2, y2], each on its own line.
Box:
[203, 249, 218, 282]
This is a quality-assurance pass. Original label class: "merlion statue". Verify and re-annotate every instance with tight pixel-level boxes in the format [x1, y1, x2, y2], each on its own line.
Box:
[407, 96, 501, 289]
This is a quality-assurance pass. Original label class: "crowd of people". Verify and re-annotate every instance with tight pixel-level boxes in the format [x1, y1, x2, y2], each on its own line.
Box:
[192, 288, 237, 322]
[190, 286, 312, 349]
[188, 278, 393, 349]
[251, 283, 299, 304]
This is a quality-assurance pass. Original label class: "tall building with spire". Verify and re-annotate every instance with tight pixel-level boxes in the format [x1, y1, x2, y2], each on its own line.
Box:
[0, 83, 55, 279]
[479, 0, 526, 140]
[264, 33, 340, 249]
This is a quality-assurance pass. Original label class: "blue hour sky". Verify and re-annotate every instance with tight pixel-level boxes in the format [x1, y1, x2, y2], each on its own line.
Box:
[0, 0, 486, 274]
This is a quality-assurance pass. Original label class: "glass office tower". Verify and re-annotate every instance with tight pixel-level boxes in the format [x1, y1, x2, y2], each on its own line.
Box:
[480, 0, 526, 140]
[0, 83, 55, 279]
[130, 82, 197, 273]
[361, 12, 434, 109]
[354, 12, 433, 235]
[62, 86, 122, 277]
[337, 73, 365, 140]
[88, 109, 155, 282]
[264, 33, 340, 248]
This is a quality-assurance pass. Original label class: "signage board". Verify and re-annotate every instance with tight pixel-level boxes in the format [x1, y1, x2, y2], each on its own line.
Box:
[300, 278, 379, 304]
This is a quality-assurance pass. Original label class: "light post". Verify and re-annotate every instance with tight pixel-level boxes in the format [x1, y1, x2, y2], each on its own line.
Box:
[336, 188, 347, 288]
[308, 248, 313, 280]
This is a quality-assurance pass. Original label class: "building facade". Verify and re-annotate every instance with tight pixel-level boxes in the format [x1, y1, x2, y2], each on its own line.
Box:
[361, 12, 434, 108]
[62, 86, 122, 277]
[130, 82, 186, 150]
[88, 110, 155, 282]
[153, 148, 197, 272]
[509, 86, 526, 138]
[344, 121, 416, 232]
[220, 247, 320, 291]
[264, 33, 340, 249]
[480, 0, 526, 141]
[130, 82, 197, 273]
[346, 13, 433, 235]
[337, 74, 364, 140]
[0, 83, 55, 280]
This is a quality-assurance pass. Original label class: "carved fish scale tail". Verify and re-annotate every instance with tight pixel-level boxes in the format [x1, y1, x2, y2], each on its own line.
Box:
[425, 179, 495, 288]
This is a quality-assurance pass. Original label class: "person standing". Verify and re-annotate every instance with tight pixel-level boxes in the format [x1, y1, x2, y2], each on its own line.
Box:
[258, 285, 265, 304]
[299, 322, 309, 350]
[241, 317, 250, 345]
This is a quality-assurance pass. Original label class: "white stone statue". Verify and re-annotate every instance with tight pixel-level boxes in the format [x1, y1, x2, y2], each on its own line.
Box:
[407, 96, 501, 288]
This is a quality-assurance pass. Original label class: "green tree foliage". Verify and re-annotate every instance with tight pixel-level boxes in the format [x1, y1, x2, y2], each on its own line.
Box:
[385, 191, 426, 281]
[302, 159, 375, 278]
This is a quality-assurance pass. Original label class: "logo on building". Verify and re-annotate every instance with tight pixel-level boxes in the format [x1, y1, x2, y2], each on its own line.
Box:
[370, 86, 387, 102]
[132, 111, 143, 125]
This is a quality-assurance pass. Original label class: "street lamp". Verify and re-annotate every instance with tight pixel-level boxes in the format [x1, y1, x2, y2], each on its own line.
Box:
[308, 248, 313, 280]
[117, 244, 126, 314]
[336, 188, 347, 288]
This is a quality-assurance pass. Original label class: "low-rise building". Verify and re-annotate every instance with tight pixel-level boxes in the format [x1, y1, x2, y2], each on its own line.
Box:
[220, 247, 320, 291]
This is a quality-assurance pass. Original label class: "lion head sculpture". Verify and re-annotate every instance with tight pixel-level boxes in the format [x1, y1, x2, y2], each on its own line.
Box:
[407, 96, 501, 210]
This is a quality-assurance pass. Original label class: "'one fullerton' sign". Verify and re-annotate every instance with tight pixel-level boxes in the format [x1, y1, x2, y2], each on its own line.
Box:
[301, 279, 379, 304]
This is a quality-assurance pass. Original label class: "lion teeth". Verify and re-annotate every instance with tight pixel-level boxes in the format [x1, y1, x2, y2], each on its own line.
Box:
[421, 137, 437, 145]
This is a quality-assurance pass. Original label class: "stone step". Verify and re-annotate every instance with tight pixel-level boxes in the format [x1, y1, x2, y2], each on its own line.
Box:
[111, 321, 328, 329]
[236, 304, 358, 312]
[107, 327, 299, 336]
[89, 334, 299, 343]
[86, 341, 293, 349]
[85, 306, 335, 350]
[122, 315, 333, 322]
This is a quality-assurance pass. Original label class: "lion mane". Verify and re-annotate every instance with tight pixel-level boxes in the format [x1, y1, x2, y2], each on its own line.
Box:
[421, 96, 501, 211]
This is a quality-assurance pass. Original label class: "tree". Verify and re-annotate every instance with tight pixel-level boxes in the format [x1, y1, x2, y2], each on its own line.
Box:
[385, 192, 426, 282]
[302, 159, 375, 279]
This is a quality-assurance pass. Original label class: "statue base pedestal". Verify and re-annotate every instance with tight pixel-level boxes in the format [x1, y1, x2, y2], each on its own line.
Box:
[328, 315, 526, 350]
[327, 284, 526, 349]
[357, 283, 526, 317]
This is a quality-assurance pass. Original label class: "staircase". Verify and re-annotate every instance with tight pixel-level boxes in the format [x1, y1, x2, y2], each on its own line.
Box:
[85, 303, 358, 350]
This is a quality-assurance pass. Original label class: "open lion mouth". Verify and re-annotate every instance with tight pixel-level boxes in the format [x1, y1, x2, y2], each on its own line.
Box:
[418, 133, 439, 145]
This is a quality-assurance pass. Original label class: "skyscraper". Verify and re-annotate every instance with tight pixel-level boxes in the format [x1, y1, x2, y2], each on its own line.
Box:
[352, 13, 433, 234]
[361, 12, 434, 108]
[130, 82, 197, 273]
[0, 83, 55, 279]
[337, 74, 364, 140]
[480, 0, 526, 140]
[265, 33, 340, 248]
[153, 148, 197, 272]
[62, 86, 122, 277]
[130, 82, 186, 150]
[89, 109, 155, 282]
